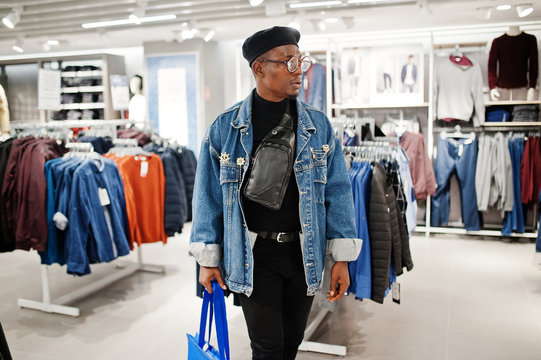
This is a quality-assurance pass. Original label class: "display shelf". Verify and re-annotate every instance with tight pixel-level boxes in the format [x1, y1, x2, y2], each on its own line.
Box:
[60, 102, 105, 110]
[61, 86, 104, 93]
[61, 70, 102, 78]
[482, 121, 541, 127]
[486, 100, 541, 106]
[332, 102, 429, 110]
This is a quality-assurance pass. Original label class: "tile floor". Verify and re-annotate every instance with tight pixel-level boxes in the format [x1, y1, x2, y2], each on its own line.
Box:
[2, 223, 541, 360]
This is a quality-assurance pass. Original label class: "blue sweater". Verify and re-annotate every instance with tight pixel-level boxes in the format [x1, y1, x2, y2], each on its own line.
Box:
[65, 157, 130, 275]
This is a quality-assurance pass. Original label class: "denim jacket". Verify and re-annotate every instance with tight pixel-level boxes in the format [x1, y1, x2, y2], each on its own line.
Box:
[189, 91, 361, 296]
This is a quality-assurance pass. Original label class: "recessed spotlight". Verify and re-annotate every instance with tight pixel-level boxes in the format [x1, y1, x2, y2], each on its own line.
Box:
[496, 4, 512, 11]
[516, 3, 534, 17]
[47, 39, 60, 46]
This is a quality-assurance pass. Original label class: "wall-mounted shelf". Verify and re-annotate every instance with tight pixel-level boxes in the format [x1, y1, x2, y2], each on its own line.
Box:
[61, 70, 102, 78]
[61, 86, 104, 93]
[486, 100, 541, 106]
[482, 121, 541, 127]
[60, 102, 105, 110]
[332, 102, 429, 110]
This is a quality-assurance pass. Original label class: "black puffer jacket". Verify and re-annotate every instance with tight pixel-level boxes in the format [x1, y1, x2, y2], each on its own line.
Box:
[368, 162, 413, 304]
[177, 148, 197, 221]
[368, 162, 392, 304]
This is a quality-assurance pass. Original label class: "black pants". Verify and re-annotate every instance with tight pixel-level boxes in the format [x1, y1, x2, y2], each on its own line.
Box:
[239, 237, 314, 360]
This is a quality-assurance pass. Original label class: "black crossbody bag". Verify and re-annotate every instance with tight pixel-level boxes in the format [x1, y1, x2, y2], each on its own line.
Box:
[243, 101, 296, 210]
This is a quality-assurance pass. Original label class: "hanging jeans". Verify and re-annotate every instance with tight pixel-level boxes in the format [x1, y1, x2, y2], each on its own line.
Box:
[431, 135, 480, 231]
[502, 137, 525, 235]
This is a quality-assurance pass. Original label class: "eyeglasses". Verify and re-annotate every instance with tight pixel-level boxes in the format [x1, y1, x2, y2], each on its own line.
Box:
[258, 55, 312, 73]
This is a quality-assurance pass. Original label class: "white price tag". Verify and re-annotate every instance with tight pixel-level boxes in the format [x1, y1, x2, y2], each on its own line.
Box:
[392, 282, 401, 304]
[98, 187, 111, 206]
[458, 144, 464, 157]
[140, 161, 149, 178]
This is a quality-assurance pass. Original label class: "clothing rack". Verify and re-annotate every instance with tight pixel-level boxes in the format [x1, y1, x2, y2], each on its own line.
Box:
[13, 119, 166, 317]
[300, 140, 404, 357]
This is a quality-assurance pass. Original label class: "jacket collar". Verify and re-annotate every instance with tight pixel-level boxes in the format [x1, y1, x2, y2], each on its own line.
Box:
[231, 89, 316, 133]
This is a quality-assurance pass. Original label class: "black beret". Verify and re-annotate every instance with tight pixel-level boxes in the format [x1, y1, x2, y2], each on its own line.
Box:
[242, 26, 301, 66]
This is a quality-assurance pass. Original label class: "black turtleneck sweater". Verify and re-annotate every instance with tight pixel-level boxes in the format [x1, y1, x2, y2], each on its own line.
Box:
[242, 90, 302, 233]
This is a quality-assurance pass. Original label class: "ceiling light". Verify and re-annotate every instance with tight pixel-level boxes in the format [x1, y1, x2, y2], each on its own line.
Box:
[202, 29, 215, 42]
[129, 6, 146, 24]
[496, 4, 512, 11]
[290, 1, 342, 9]
[310, 19, 327, 31]
[325, 17, 339, 23]
[342, 16, 355, 29]
[47, 39, 60, 46]
[417, 0, 431, 15]
[347, 0, 391, 3]
[82, 14, 176, 29]
[249, 0, 264, 6]
[288, 15, 301, 30]
[180, 28, 196, 40]
[2, 6, 22, 29]
[12, 38, 24, 53]
[99, 30, 112, 44]
[475, 6, 492, 19]
[265, 1, 286, 16]
[516, 3, 533, 17]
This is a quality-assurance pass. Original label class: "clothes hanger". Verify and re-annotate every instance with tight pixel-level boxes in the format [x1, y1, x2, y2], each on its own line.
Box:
[441, 125, 475, 139]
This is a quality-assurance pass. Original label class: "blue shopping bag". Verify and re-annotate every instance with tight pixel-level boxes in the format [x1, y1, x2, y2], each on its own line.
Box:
[187, 281, 230, 360]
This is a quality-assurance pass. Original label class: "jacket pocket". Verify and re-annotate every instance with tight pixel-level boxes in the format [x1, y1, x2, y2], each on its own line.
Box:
[219, 165, 239, 184]
[313, 164, 327, 184]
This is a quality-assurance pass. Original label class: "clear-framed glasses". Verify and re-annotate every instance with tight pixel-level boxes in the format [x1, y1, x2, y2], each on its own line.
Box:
[258, 55, 312, 73]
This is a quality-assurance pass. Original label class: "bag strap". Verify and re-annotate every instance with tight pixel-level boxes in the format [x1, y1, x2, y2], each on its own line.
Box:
[278, 101, 295, 130]
[198, 288, 213, 348]
[212, 282, 230, 360]
[198, 281, 230, 360]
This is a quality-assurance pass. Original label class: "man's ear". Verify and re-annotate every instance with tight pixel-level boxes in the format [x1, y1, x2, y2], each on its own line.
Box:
[252, 61, 264, 77]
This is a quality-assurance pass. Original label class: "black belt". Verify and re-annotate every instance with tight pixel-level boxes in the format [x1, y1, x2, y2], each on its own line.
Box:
[257, 231, 300, 243]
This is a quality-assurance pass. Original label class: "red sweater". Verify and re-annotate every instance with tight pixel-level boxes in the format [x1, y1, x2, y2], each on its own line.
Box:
[488, 32, 538, 90]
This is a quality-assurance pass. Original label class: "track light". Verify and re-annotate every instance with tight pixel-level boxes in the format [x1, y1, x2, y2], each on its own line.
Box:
[417, 0, 431, 16]
[310, 19, 326, 32]
[496, 4, 512, 11]
[288, 15, 301, 30]
[129, 5, 146, 24]
[342, 16, 355, 29]
[12, 38, 24, 53]
[249, 0, 264, 6]
[201, 29, 215, 42]
[475, 6, 492, 19]
[516, 3, 533, 17]
[2, 6, 22, 29]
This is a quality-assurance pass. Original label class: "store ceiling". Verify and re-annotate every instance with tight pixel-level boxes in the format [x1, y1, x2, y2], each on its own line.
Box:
[0, 0, 540, 57]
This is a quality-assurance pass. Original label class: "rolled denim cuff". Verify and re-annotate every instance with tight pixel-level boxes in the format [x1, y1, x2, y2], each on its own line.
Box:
[326, 238, 362, 262]
[188, 243, 222, 267]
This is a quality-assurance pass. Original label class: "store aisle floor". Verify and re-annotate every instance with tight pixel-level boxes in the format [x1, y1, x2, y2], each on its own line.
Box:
[1, 224, 541, 360]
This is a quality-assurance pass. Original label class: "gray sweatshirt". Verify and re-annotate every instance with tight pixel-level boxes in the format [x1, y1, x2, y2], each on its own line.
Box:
[475, 133, 514, 213]
[434, 57, 485, 127]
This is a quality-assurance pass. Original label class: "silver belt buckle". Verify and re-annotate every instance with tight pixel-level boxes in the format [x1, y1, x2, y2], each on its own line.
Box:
[276, 232, 287, 243]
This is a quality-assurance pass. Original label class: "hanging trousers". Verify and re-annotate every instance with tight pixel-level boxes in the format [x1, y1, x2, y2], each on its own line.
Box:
[431, 136, 480, 231]
[238, 236, 314, 360]
[503, 137, 525, 235]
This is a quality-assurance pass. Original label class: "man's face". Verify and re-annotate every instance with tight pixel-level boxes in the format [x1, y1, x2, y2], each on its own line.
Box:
[255, 44, 303, 102]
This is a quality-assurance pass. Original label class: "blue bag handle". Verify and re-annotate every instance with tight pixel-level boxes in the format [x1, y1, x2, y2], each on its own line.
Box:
[197, 280, 230, 360]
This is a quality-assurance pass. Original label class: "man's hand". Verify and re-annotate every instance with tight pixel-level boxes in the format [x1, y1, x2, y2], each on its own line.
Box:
[326, 261, 350, 302]
[199, 265, 227, 293]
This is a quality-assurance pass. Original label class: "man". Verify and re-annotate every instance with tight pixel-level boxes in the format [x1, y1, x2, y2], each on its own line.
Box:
[401, 55, 417, 93]
[189, 26, 361, 360]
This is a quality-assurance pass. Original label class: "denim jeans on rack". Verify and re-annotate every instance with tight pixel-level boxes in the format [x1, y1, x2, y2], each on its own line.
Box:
[431, 135, 480, 231]
[502, 137, 525, 235]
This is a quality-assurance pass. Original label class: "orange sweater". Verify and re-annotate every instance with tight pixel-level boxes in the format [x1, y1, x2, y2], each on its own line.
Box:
[106, 153, 167, 248]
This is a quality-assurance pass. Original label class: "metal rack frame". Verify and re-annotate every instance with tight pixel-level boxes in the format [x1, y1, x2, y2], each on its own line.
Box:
[11, 119, 166, 317]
